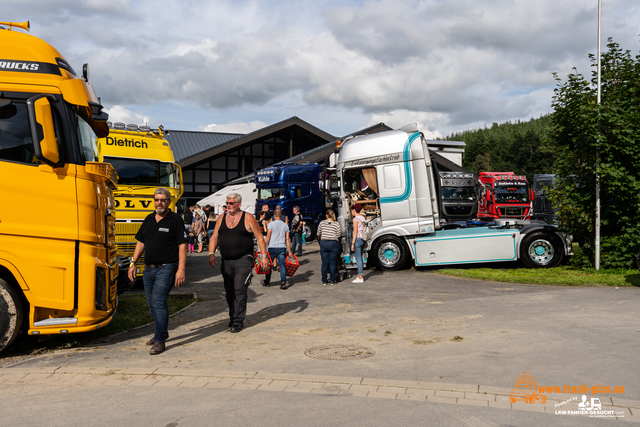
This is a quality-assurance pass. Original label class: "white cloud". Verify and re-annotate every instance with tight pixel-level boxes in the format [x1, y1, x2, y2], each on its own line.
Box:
[8, 0, 640, 136]
[366, 110, 444, 139]
[200, 121, 268, 134]
[104, 106, 150, 127]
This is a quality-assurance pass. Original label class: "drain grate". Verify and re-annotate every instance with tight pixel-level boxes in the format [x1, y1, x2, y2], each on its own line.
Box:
[304, 344, 375, 360]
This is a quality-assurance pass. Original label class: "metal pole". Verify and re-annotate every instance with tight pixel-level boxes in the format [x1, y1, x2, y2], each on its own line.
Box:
[595, 0, 601, 270]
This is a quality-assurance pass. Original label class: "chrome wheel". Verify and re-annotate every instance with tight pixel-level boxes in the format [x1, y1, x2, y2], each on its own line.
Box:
[373, 235, 409, 270]
[527, 239, 554, 265]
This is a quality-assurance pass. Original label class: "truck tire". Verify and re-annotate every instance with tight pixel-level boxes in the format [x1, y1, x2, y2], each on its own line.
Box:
[302, 220, 315, 241]
[372, 235, 409, 271]
[0, 278, 23, 353]
[520, 232, 563, 268]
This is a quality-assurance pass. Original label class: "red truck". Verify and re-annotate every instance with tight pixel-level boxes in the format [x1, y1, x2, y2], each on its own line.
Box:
[477, 172, 532, 220]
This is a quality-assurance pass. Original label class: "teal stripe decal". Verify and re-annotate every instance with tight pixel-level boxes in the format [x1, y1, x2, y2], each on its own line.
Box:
[380, 132, 420, 204]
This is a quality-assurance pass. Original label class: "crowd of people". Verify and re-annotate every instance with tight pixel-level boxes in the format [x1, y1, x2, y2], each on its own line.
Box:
[134, 189, 366, 355]
[180, 204, 218, 253]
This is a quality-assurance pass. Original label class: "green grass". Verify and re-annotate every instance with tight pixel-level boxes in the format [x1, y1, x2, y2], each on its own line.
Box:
[431, 265, 640, 287]
[1, 294, 195, 360]
[429, 243, 640, 287]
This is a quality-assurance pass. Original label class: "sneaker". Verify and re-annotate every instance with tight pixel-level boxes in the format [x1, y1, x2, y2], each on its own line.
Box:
[322, 282, 327, 286]
[261, 279, 270, 287]
[328, 281, 335, 286]
[352, 278, 364, 283]
[280, 282, 287, 290]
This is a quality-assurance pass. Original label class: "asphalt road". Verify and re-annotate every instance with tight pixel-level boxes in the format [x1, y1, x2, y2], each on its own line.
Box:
[1, 242, 638, 425]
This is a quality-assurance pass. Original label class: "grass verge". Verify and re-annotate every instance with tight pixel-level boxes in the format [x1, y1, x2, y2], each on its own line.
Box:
[1, 293, 195, 361]
[431, 265, 640, 287]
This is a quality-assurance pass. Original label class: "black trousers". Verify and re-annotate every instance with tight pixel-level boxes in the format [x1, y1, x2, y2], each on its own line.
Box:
[221, 255, 253, 326]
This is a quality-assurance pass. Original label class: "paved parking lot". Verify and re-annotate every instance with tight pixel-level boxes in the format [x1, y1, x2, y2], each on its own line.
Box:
[1, 242, 638, 425]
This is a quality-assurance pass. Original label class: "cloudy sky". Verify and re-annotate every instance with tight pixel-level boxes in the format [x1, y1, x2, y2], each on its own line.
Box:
[6, 0, 640, 138]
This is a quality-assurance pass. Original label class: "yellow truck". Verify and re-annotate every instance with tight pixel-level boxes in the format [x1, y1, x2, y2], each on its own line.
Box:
[0, 21, 118, 352]
[97, 123, 183, 281]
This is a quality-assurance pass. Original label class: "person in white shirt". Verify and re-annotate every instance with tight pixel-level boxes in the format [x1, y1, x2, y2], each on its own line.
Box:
[262, 210, 293, 289]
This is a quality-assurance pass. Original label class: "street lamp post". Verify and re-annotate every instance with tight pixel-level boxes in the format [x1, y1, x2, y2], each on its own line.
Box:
[595, 0, 601, 270]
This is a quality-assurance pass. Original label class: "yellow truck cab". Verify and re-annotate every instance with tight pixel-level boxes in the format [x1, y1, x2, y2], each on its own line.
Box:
[0, 21, 118, 352]
[97, 123, 183, 280]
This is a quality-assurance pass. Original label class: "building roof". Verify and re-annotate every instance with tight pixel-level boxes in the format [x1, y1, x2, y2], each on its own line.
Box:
[283, 122, 395, 166]
[165, 130, 243, 163]
[167, 116, 335, 168]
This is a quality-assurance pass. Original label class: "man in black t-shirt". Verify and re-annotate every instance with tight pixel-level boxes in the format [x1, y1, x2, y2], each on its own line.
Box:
[129, 188, 187, 355]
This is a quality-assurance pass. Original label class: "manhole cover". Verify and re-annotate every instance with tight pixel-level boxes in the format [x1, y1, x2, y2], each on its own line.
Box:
[304, 345, 375, 360]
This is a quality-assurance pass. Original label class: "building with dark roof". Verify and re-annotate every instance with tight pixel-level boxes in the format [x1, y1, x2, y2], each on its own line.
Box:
[166, 116, 335, 205]
[166, 117, 466, 207]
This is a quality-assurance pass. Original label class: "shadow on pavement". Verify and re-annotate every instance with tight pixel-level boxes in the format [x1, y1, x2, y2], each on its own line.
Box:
[166, 299, 309, 350]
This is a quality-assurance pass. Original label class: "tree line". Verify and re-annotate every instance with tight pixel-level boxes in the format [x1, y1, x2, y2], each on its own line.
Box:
[443, 39, 640, 269]
[444, 114, 556, 183]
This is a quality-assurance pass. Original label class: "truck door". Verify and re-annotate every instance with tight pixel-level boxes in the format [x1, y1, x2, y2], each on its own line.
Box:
[0, 96, 78, 310]
[378, 162, 411, 221]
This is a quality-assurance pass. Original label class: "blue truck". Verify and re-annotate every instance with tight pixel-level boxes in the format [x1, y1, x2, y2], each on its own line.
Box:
[254, 163, 326, 240]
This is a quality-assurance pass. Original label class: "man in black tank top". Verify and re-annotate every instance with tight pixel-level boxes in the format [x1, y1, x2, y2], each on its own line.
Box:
[208, 193, 269, 333]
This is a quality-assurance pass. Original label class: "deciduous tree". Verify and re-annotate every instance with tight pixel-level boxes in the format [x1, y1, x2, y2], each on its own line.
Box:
[551, 39, 640, 268]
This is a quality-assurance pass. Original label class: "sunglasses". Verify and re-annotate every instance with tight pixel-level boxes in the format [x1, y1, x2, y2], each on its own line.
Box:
[154, 198, 169, 203]
[225, 201, 239, 206]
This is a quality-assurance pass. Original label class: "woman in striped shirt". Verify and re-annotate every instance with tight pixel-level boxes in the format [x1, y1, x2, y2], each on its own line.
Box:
[317, 209, 341, 285]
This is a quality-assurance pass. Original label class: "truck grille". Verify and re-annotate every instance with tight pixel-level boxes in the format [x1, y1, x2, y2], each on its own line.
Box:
[498, 207, 526, 218]
[445, 206, 473, 215]
[116, 222, 142, 235]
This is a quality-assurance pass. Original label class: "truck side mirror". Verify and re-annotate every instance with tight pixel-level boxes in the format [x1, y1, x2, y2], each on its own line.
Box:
[27, 94, 59, 167]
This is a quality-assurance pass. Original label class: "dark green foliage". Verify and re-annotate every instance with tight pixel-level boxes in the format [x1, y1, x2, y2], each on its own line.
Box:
[445, 115, 556, 182]
[550, 39, 640, 269]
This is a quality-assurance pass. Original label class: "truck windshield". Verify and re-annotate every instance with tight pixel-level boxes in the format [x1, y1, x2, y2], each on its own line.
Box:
[105, 157, 176, 186]
[257, 187, 285, 200]
[441, 187, 475, 201]
[495, 186, 529, 203]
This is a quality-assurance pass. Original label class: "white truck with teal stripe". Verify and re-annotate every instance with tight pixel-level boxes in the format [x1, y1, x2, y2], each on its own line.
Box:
[332, 124, 572, 270]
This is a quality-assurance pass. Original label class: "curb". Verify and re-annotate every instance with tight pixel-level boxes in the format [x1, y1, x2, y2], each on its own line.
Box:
[0, 366, 637, 420]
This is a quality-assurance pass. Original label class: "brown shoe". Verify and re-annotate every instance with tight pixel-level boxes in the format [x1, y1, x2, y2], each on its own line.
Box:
[145, 338, 155, 346]
[150, 342, 165, 355]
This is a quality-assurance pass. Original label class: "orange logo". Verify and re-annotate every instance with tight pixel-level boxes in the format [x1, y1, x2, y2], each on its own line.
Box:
[509, 372, 548, 404]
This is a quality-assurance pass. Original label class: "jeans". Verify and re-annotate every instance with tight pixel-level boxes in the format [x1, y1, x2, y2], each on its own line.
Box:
[143, 263, 177, 343]
[291, 231, 303, 256]
[320, 240, 340, 283]
[221, 255, 254, 327]
[354, 237, 365, 276]
[207, 229, 214, 242]
[265, 247, 287, 284]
